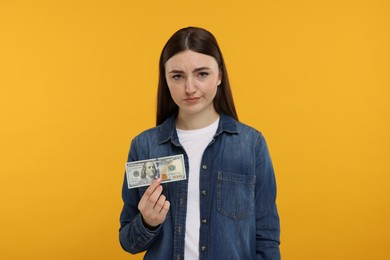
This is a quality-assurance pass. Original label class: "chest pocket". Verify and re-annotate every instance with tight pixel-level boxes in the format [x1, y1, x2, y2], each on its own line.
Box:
[217, 172, 256, 220]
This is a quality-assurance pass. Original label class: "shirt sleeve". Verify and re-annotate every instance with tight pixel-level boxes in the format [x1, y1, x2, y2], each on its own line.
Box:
[119, 138, 161, 254]
[255, 134, 281, 260]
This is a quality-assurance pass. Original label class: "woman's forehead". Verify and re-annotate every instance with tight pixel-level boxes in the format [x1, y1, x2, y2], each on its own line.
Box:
[165, 50, 218, 70]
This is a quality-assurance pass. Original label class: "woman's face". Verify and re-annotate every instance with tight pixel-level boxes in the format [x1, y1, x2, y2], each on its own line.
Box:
[165, 50, 221, 118]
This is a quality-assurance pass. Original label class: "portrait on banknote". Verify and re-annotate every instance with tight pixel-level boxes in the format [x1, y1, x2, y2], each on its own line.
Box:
[139, 161, 159, 185]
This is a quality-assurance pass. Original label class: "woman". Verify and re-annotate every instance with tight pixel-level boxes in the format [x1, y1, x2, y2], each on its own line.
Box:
[119, 27, 280, 259]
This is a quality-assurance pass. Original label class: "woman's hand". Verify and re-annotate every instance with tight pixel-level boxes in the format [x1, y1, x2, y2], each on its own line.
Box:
[138, 178, 170, 229]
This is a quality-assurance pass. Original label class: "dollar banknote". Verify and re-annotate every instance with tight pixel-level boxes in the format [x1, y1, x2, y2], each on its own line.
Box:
[125, 154, 186, 189]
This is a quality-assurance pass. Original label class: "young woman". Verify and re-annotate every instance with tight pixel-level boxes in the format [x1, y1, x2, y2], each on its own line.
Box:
[119, 27, 281, 260]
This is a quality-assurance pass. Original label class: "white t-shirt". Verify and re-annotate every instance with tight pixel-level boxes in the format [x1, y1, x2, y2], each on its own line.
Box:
[177, 118, 219, 260]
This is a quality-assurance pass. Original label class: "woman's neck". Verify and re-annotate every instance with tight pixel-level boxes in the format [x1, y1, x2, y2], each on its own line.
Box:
[176, 109, 219, 130]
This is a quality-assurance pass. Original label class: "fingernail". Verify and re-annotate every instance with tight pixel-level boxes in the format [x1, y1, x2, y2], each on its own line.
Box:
[157, 178, 162, 183]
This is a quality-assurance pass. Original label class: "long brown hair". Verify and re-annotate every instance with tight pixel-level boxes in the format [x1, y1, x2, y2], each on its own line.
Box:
[156, 26, 238, 125]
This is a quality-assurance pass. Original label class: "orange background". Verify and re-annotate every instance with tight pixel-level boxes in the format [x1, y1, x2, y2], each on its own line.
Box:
[1, 0, 389, 259]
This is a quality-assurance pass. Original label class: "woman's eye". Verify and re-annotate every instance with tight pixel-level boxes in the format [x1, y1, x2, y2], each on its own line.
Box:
[172, 75, 183, 80]
[198, 72, 209, 78]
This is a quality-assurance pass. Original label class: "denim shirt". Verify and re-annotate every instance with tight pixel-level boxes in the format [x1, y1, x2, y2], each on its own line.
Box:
[119, 114, 281, 260]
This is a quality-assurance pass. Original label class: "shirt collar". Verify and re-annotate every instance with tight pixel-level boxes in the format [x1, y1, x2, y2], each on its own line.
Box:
[158, 113, 239, 145]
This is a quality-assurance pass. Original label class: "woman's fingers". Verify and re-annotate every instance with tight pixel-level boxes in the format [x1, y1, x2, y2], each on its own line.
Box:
[138, 178, 162, 209]
[148, 186, 163, 207]
[154, 194, 166, 211]
[137, 178, 170, 227]
[160, 200, 170, 215]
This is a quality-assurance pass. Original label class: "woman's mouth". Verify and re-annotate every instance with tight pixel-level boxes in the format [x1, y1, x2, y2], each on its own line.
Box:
[184, 97, 201, 103]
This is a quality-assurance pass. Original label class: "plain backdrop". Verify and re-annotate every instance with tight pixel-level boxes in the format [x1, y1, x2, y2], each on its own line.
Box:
[1, 0, 389, 259]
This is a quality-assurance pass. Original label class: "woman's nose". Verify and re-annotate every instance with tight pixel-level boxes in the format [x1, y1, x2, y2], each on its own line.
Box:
[185, 77, 196, 94]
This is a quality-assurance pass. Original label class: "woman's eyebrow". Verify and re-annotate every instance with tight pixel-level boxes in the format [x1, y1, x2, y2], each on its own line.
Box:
[168, 67, 211, 74]
[168, 69, 184, 74]
[193, 66, 211, 72]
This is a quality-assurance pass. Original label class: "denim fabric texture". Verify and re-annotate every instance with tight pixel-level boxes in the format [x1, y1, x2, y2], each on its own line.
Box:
[119, 114, 281, 260]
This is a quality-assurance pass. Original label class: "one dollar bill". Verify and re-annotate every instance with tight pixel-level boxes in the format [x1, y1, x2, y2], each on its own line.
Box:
[125, 154, 186, 189]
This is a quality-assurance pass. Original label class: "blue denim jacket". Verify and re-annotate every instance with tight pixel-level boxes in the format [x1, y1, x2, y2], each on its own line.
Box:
[119, 114, 280, 259]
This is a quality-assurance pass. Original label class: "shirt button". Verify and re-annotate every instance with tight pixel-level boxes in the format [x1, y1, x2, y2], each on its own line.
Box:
[202, 218, 207, 224]
[201, 246, 206, 251]
[202, 165, 207, 170]
[201, 190, 207, 196]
